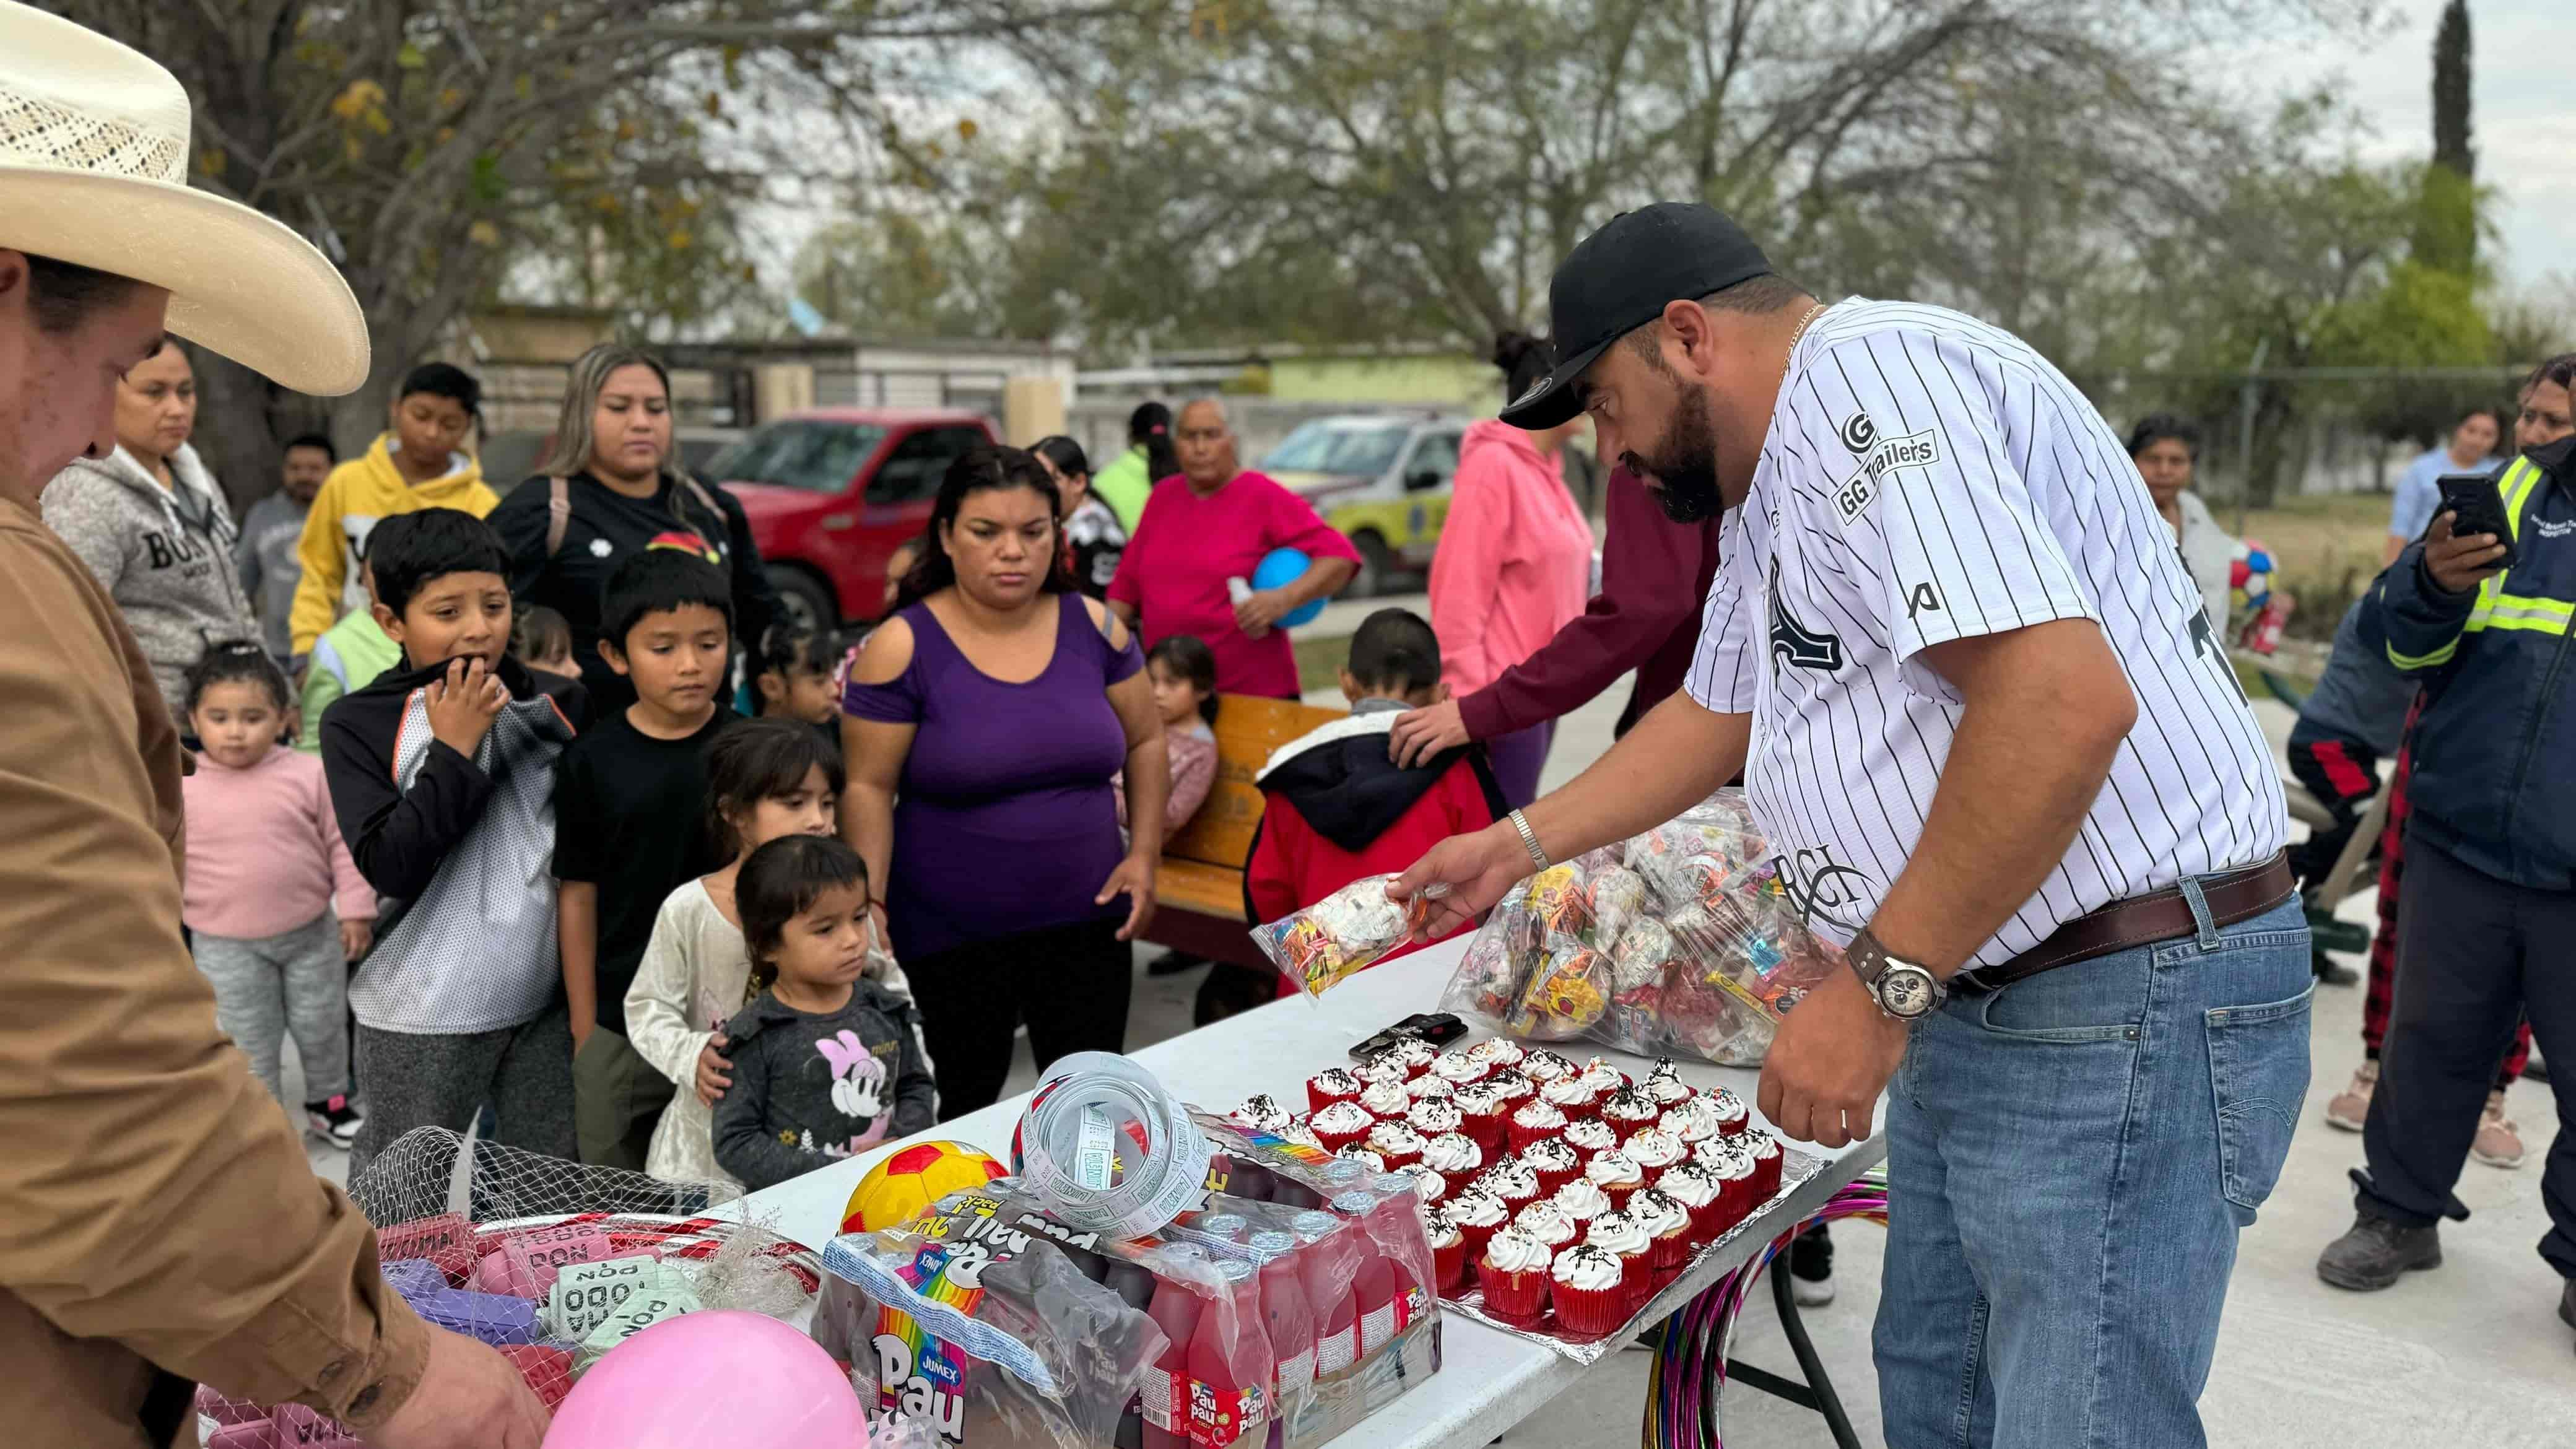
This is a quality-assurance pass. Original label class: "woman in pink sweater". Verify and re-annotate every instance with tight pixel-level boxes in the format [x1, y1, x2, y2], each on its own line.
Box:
[1425, 333, 1596, 805]
[177, 644, 375, 1145]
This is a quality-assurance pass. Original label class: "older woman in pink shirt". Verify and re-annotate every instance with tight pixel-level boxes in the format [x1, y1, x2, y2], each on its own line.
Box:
[1424, 334, 1596, 806]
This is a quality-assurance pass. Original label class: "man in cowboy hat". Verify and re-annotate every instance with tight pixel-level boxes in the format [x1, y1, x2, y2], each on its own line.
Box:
[0, 6, 546, 1445]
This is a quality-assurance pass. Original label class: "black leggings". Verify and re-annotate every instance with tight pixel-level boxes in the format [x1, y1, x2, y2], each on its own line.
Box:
[902, 917, 1134, 1119]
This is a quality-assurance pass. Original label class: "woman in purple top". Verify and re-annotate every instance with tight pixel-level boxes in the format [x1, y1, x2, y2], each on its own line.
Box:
[841, 446, 1170, 1115]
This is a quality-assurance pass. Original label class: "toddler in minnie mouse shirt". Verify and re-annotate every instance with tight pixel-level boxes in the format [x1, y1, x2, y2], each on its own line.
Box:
[710, 834, 934, 1190]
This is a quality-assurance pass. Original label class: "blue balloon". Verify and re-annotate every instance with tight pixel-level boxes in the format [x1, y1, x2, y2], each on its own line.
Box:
[1253, 548, 1325, 629]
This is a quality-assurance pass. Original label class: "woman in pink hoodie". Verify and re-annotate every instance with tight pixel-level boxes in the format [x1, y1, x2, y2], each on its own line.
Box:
[1425, 333, 1596, 806]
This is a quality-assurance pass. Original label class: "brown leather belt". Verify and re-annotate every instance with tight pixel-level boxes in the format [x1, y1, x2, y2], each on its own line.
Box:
[1947, 853, 2297, 998]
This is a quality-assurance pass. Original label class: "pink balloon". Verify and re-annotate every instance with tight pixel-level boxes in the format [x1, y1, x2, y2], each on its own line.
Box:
[543, 1310, 869, 1448]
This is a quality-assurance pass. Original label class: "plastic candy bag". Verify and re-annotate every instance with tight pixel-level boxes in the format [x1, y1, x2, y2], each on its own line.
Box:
[1440, 790, 1843, 1066]
[1255, 874, 1429, 998]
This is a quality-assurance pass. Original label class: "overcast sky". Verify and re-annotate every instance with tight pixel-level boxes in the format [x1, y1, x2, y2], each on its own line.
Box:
[2244, 1, 2571, 292]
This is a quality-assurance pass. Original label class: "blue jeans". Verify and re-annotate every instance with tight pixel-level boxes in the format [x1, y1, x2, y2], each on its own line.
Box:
[1873, 892, 2312, 1449]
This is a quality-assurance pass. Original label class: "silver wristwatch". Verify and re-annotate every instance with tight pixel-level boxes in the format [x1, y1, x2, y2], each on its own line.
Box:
[1845, 928, 1946, 1022]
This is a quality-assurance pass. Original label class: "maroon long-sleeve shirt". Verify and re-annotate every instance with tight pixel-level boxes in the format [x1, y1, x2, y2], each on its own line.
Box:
[1455, 468, 1722, 741]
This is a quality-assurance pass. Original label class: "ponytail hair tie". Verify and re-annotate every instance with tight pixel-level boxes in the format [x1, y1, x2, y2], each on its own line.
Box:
[1150, 425, 1167, 435]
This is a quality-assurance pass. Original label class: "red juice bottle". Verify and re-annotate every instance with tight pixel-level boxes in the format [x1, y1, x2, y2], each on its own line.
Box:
[1331, 1191, 1399, 1359]
[1143, 1260, 1206, 1449]
[1186, 1259, 1269, 1448]
[1250, 1230, 1315, 1408]
[1287, 1210, 1358, 1379]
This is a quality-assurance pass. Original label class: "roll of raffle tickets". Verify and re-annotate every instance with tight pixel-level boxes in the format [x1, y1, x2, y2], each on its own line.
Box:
[1016, 1051, 1215, 1242]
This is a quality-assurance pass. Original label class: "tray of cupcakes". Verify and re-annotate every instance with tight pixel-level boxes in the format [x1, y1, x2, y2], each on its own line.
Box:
[1223, 1037, 1817, 1364]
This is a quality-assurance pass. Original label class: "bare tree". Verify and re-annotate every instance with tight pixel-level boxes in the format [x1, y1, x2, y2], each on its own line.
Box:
[43, 0, 1088, 503]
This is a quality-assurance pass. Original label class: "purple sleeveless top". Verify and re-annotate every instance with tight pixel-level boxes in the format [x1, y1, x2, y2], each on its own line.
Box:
[843, 591, 1144, 959]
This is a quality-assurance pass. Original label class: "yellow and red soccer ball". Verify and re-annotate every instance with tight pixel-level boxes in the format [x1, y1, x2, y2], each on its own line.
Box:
[840, 1140, 1007, 1234]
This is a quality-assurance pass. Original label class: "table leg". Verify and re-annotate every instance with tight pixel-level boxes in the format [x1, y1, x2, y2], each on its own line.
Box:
[1708, 1235, 1863, 1448]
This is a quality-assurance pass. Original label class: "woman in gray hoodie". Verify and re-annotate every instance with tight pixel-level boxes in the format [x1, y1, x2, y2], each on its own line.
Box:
[42, 339, 259, 723]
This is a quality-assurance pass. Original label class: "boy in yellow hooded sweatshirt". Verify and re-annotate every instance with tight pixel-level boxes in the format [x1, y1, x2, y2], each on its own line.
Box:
[287, 362, 495, 659]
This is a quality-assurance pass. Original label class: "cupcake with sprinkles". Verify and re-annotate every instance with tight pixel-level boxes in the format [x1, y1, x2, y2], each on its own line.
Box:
[1702, 1084, 1749, 1136]
[1641, 1060, 1695, 1108]
[1376, 1037, 1438, 1078]
[1744, 1128, 1784, 1202]
[1630, 1186, 1694, 1270]
[1279, 1116, 1323, 1150]
[1466, 1037, 1526, 1073]
[1311, 1100, 1376, 1153]
[1227, 1094, 1292, 1134]
[1484, 1069, 1536, 1107]
[1508, 1098, 1567, 1154]
[1512, 1199, 1578, 1254]
[1539, 1076, 1600, 1120]
[1655, 1162, 1726, 1241]
[1695, 1135, 1756, 1227]
[1563, 1116, 1621, 1162]
[1367, 1120, 1426, 1172]
[1601, 1086, 1661, 1134]
[1520, 1048, 1578, 1085]
[1424, 1203, 1467, 1290]
[1477, 1227, 1553, 1320]
[1476, 1157, 1542, 1213]
[1393, 1160, 1448, 1208]
[1451, 1080, 1511, 1150]
[1519, 1137, 1583, 1196]
[1447, 1185, 1509, 1262]
[1307, 1066, 1363, 1113]
[1583, 1210, 1654, 1307]
[1624, 1126, 1687, 1177]
[1406, 1073, 1457, 1102]
[1357, 1055, 1413, 1092]
[1357, 1075, 1413, 1121]
[1407, 1096, 1466, 1140]
[1335, 1144, 1386, 1172]
[1552, 1176, 1612, 1229]
[1421, 1131, 1485, 1193]
[1659, 1094, 1723, 1145]
[1584, 1148, 1646, 1211]
[1575, 1056, 1629, 1097]
[1549, 1243, 1632, 1334]
[1430, 1050, 1490, 1089]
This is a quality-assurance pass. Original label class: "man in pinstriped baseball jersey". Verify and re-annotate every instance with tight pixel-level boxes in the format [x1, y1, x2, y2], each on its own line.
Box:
[1393, 203, 2307, 1448]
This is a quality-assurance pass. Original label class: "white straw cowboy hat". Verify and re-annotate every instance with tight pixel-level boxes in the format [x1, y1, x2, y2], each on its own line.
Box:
[0, 0, 368, 395]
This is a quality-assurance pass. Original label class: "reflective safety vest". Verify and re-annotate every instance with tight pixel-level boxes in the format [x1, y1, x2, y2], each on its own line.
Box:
[2361, 445, 2576, 889]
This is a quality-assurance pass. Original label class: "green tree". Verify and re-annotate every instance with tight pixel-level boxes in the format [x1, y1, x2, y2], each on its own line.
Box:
[2416, 0, 2476, 276]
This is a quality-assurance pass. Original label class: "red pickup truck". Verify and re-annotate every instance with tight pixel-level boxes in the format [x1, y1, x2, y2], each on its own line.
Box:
[707, 407, 998, 631]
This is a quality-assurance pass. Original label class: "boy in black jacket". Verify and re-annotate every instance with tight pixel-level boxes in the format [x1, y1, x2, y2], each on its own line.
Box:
[554, 549, 737, 1169]
[320, 509, 589, 1177]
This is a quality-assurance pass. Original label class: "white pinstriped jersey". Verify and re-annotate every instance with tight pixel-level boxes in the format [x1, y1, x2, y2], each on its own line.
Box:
[1686, 299, 2286, 968]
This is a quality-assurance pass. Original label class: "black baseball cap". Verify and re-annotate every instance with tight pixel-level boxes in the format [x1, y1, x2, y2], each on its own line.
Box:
[1499, 202, 1773, 430]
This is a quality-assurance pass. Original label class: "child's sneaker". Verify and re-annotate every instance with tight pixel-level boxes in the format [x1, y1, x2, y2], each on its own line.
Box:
[306, 1094, 362, 1149]
[2323, 1061, 2376, 1133]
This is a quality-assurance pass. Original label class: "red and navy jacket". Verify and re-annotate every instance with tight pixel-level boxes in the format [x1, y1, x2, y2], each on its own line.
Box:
[2360, 435, 2576, 889]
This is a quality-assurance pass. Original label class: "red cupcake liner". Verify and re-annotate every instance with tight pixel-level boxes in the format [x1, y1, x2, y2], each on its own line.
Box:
[1601, 1110, 1662, 1138]
[1372, 1144, 1423, 1173]
[1454, 1217, 1502, 1265]
[1432, 1237, 1467, 1292]
[1528, 1161, 1579, 1198]
[1460, 1109, 1507, 1153]
[1747, 1144, 1783, 1204]
[1312, 1121, 1370, 1154]
[1306, 1082, 1359, 1115]
[1593, 1178, 1642, 1214]
[1489, 1181, 1540, 1215]
[1552, 1279, 1630, 1336]
[1506, 1119, 1563, 1155]
[1435, 1164, 1484, 1198]
[1678, 1197, 1726, 1243]
[1712, 1115, 1749, 1138]
[1477, 1261, 1549, 1320]
[1713, 1173, 1755, 1227]
[1648, 1226, 1692, 1271]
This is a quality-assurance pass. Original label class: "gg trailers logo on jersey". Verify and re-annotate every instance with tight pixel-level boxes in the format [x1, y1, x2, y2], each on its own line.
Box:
[1831, 412, 1942, 529]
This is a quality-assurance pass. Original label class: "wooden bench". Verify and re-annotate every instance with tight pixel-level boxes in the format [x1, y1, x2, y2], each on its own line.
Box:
[1144, 694, 1346, 969]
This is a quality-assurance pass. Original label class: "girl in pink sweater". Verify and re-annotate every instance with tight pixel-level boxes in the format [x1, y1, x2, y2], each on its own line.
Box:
[178, 643, 375, 1145]
[1425, 333, 1596, 805]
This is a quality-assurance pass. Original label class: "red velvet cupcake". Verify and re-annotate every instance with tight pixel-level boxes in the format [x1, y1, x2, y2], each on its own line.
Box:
[1508, 1099, 1567, 1154]
[1307, 1067, 1363, 1115]
[1520, 1138, 1583, 1196]
[1476, 1227, 1553, 1320]
[1549, 1244, 1632, 1334]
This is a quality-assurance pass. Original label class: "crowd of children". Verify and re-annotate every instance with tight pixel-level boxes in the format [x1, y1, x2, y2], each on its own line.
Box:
[183, 461, 1503, 1201]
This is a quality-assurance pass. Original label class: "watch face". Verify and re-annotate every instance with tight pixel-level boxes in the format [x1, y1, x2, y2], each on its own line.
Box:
[1879, 968, 1936, 1019]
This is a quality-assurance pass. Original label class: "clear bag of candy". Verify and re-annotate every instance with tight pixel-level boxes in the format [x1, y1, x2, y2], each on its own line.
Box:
[1439, 790, 1844, 1066]
[1255, 873, 1430, 998]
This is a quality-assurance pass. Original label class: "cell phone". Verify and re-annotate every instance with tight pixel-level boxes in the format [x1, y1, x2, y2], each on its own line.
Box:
[2436, 472, 2517, 569]
[1349, 1011, 1468, 1061]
